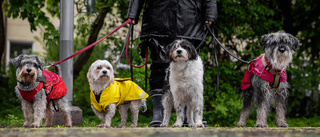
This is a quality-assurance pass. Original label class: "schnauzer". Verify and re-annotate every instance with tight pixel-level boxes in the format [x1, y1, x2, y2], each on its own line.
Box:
[87, 60, 148, 128]
[238, 31, 299, 127]
[12, 54, 72, 127]
[160, 39, 204, 128]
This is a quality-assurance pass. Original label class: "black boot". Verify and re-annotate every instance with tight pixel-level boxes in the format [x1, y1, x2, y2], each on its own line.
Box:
[149, 94, 163, 127]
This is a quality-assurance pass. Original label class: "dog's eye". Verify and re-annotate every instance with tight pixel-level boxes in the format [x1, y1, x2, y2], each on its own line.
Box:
[97, 66, 102, 70]
[33, 63, 38, 68]
[106, 67, 111, 70]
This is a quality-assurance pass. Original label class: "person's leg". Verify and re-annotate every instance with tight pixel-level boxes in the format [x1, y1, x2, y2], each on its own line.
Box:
[149, 62, 169, 127]
[147, 38, 172, 127]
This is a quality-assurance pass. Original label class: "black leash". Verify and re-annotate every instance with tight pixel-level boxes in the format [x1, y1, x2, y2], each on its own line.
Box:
[114, 23, 149, 91]
[130, 24, 134, 81]
[206, 24, 254, 64]
[204, 23, 254, 99]
[114, 23, 134, 70]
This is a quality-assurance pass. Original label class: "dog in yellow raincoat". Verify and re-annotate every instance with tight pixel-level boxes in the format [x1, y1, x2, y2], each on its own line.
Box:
[87, 60, 149, 128]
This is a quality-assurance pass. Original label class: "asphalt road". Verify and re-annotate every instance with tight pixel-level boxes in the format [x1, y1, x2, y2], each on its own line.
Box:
[1, 127, 320, 137]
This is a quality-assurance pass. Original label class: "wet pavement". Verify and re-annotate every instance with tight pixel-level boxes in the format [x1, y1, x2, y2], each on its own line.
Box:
[1, 127, 320, 137]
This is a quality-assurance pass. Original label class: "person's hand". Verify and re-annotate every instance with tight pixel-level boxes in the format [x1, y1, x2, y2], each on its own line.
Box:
[206, 20, 213, 25]
[130, 19, 136, 24]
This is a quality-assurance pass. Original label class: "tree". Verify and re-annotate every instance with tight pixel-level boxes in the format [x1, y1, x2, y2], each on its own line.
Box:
[1, 0, 320, 126]
[0, 0, 6, 70]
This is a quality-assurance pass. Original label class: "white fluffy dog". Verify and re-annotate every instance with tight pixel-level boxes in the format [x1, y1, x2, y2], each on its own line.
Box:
[87, 60, 148, 128]
[160, 39, 204, 128]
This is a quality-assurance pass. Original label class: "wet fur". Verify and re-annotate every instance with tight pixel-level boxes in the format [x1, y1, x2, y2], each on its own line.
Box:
[237, 31, 299, 127]
[12, 54, 72, 127]
[87, 60, 147, 128]
[160, 39, 204, 128]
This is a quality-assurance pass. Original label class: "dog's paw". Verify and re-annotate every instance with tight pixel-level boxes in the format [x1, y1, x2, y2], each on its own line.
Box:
[96, 124, 110, 128]
[160, 123, 168, 127]
[130, 123, 137, 127]
[172, 122, 182, 128]
[196, 123, 204, 128]
[237, 121, 246, 127]
[276, 122, 288, 128]
[30, 123, 41, 128]
[64, 124, 72, 128]
[44, 123, 52, 127]
[23, 122, 32, 127]
[254, 123, 269, 128]
[117, 123, 125, 128]
[195, 121, 204, 128]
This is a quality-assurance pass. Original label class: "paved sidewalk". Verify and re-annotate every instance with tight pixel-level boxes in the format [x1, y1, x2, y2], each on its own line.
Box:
[1, 127, 320, 137]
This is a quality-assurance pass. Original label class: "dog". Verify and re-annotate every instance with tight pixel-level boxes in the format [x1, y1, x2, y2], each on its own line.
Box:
[87, 60, 148, 128]
[160, 39, 204, 128]
[238, 31, 299, 127]
[12, 54, 72, 127]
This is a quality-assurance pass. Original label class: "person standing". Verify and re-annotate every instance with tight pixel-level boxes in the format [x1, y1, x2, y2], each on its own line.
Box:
[126, 0, 218, 127]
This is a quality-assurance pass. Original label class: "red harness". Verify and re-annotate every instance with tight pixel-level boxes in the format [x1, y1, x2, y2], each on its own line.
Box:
[18, 70, 67, 102]
[241, 54, 287, 90]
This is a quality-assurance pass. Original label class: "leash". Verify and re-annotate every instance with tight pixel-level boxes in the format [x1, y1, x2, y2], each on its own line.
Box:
[204, 23, 255, 98]
[125, 24, 148, 68]
[113, 22, 148, 90]
[46, 19, 133, 68]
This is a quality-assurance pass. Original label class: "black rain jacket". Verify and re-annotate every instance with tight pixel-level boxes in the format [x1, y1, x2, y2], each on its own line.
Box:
[127, 0, 218, 40]
[126, 0, 218, 61]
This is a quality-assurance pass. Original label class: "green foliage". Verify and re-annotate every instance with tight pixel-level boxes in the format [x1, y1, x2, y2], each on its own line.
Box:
[1, 0, 320, 128]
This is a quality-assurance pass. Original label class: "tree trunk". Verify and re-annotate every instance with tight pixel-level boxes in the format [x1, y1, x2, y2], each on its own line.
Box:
[73, 5, 110, 80]
[0, 0, 6, 69]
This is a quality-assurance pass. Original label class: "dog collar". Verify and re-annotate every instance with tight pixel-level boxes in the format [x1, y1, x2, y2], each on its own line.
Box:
[18, 83, 44, 102]
[261, 54, 286, 88]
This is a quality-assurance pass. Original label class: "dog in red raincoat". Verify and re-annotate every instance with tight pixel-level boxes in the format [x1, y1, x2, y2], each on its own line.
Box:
[12, 54, 72, 127]
[238, 31, 299, 127]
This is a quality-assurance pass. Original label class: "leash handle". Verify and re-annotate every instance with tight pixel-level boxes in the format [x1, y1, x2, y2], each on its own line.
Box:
[50, 19, 133, 67]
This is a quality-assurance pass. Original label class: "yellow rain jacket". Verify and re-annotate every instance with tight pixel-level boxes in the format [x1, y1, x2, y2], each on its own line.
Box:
[90, 78, 149, 112]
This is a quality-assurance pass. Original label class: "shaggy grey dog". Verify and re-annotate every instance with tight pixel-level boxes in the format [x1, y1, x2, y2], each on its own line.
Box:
[237, 31, 299, 127]
[12, 54, 72, 127]
[160, 39, 204, 128]
[87, 60, 147, 128]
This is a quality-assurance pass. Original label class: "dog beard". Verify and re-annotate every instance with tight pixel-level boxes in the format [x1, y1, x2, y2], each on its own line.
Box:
[270, 47, 293, 69]
[18, 70, 37, 84]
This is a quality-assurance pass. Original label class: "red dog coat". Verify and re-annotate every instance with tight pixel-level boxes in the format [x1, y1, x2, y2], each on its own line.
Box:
[18, 70, 67, 102]
[241, 54, 287, 90]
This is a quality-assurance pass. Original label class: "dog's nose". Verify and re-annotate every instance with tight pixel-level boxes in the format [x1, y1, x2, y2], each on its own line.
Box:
[102, 70, 107, 74]
[26, 68, 32, 73]
[278, 47, 286, 53]
[177, 50, 182, 54]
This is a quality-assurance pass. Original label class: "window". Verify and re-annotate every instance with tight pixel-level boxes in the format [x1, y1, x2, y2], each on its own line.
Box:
[9, 41, 34, 58]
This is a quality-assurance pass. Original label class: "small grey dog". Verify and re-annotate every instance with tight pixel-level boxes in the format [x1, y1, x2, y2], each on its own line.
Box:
[238, 31, 299, 127]
[12, 54, 72, 127]
[160, 39, 204, 128]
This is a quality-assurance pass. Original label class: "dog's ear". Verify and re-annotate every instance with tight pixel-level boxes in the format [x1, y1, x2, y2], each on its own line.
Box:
[182, 40, 198, 60]
[288, 34, 299, 51]
[110, 72, 115, 84]
[11, 54, 24, 68]
[188, 43, 198, 60]
[34, 56, 45, 70]
[166, 41, 176, 61]
[261, 33, 273, 49]
[87, 67, 93, 85]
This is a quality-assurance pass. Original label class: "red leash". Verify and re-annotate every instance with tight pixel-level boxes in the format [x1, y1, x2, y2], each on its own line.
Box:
[50, 19, 133, 67]
[125, 23, 148, 68]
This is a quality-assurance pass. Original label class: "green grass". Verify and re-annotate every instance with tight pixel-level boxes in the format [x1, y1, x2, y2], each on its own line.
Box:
[1, 111, 320, 128]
